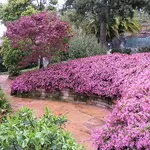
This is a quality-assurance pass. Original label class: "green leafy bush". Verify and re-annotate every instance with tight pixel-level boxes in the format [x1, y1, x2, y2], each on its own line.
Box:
[68, 33, 106, 59]
[0, 57, 7, 72]
[138, 47, 150, 53]
[51, 51, 69, 63]
[1, 38, 21, 77]
[111, 48, 131, 54]
[0, 107, 84, 150]
[0, 89, 11, 120]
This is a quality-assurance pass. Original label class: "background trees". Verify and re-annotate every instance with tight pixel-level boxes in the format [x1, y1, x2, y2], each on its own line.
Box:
[0, 0, 58, 23]
[64, 0, 148, 48]
[0, 0, 33, 23]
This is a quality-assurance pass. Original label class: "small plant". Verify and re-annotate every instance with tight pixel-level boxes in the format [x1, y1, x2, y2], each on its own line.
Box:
[0, 89, 11, 120]
[0, 57, 7, 72]
[111, 48, 132, 54]
[0, 107, 84, 150]
[138, 47, 150, 53]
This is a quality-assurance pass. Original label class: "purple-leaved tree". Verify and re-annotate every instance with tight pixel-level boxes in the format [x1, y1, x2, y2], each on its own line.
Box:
[6, 11, 71, 67]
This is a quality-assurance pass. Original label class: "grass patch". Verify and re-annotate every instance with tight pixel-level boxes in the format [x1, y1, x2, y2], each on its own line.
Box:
[0, 67, 38, 76]
[20, 67, 38, 73]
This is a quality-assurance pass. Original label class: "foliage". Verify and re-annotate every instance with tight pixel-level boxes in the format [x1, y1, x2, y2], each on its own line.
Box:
[111, 49, 132, 54]
[0, 107, 84, 150]
[0, 0, 58, 23]
[64, 0, 148, 47]
[60, 10, 84, 30]
[0, 89, 11, 120]
[107, 17, 141, 40]
[0, 0, 33, 23]
[138, 47, 150, 53]
[0, 57, 7, 72]
[1, 38, 21, 76]
[11, 52, 150, 149]
[6, 11, 71, 67]
[21, 6, 39, 16]
[33, 0, 58, 11]
[62, 11, 141, 41]
[68, 33, 106, 59]
[11, 53, 150, 97]
[92, 95, 150, 149]
[92, 62, 150, 149]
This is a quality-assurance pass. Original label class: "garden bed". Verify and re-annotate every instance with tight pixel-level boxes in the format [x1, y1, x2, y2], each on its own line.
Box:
[10, 53, 150, 149]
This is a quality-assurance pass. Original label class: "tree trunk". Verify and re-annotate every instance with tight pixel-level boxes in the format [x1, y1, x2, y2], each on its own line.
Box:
[39, 56, 43, 69]
[100, 13, 107, 49]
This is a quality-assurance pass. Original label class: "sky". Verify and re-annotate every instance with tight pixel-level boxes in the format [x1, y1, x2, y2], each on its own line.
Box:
[0, 0, 66, 37]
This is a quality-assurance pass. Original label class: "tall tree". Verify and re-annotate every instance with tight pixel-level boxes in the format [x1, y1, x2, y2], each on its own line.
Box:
[65, 0, 147, 48]
[0, 0, 58, 23]
[0, 0, 33, 23]
[5, 11, 71, 68]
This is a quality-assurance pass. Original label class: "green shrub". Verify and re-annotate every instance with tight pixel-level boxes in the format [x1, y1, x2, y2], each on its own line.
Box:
[0, 107, 84, 150]
[0, 56, 7, 72]
[138, 47, 150, 53]
[111, 48, 131, 54]
[68, 33, 106, 59]
[51, 51, 69, 64]
[1, 38, 21, 77]
[0, 89, 11, 120]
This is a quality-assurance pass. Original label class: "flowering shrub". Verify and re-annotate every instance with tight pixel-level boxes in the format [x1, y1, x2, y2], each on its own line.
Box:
[92, 95, 150, 149]
[91, 53, 150, 149]
[11, 53, 150, 149]
[11, 53, 150, 97]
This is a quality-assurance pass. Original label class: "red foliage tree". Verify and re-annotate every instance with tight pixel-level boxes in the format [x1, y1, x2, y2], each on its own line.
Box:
[6, 11, 71, 67]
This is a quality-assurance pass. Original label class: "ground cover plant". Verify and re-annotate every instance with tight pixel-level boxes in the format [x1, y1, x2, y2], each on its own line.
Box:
[0, 107, 84, 150]
[11, 52, 150, 149]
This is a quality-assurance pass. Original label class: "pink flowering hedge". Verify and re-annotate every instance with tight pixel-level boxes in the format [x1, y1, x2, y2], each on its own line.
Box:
[11, 53, 150, 149]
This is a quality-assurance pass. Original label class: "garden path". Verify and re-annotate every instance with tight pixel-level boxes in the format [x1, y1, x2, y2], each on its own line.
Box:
[0, 75, 110, 150]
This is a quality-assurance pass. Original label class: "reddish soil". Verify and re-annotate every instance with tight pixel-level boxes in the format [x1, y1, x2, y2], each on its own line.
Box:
[0, 75, 110, 150]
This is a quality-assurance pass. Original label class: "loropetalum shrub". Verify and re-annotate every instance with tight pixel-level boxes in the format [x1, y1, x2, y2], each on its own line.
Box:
[11, 53, 150, 149]
[11, 53, 150, 97]
[0, 107, 84, 150]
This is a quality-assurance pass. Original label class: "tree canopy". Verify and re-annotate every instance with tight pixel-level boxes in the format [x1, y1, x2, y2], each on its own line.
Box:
[64, 0, 149, 47]
[5, 11, 71, 67]
[0, 0, 58, 23]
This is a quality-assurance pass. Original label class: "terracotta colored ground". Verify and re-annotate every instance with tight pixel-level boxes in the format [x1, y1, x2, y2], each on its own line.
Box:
[0, 75, 110, 150]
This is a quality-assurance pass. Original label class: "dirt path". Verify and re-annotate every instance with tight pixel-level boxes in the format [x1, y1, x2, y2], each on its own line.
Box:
[0, 75, 110, 150]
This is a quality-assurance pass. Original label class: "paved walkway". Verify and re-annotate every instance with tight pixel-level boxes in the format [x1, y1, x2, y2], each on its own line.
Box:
[0, 75, 110, 150]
